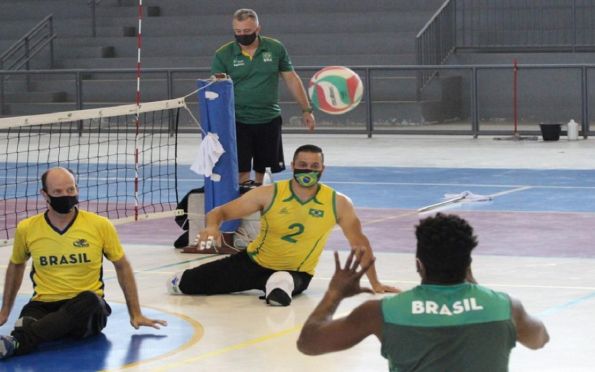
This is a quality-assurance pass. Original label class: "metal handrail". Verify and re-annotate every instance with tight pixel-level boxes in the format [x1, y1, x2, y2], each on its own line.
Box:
[0, 64, 593, 139]
[415, 0, 455, 96]
[415, 0, 595, 97]
[416, 0, 452, 40]
[0, 14, 56, 114]
[0, 14, 56, 70]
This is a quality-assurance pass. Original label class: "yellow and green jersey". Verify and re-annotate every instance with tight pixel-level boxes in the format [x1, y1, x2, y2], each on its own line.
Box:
[247, 180, 337, 275]
[11, 209, 125, 302]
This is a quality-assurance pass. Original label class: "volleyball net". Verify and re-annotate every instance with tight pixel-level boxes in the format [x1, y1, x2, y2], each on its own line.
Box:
[0, 98, 188, 245]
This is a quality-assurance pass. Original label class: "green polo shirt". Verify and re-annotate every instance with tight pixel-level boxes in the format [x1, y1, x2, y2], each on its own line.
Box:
[211, 36, 294, 124]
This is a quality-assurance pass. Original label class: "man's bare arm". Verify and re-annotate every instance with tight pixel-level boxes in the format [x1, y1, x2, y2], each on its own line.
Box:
[281, 70, 315, 130]
[0, 262, 26, 326]
[298, 299, 382, 355]
[112, 255, 167, 329]
[196, 185, 274, 246]
[511, 297, 549, 349]
[336, 193, 399, 293]
[297, 251, 382, 355]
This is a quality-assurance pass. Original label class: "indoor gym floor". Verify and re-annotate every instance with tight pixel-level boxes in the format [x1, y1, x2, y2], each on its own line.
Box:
[1, 133, 594, 371]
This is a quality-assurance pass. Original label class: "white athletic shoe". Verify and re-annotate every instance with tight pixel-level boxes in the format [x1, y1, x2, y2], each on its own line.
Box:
[167, 272, 184, 295]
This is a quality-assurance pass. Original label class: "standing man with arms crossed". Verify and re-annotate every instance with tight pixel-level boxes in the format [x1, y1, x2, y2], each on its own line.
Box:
[168, 144, 398, 306]
[211, 8, 315, 186]
[297, 213, 549, 371]
[0, 167, 166, 359]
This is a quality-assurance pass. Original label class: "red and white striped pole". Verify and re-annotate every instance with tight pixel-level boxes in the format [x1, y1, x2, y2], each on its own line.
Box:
[134, 0, 144, 220]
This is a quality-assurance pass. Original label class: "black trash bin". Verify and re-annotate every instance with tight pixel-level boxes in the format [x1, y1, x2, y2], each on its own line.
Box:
[539, 123, 561, 141]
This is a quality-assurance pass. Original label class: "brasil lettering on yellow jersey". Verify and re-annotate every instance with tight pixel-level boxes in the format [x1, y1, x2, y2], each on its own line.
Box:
[247, 180, 337, 275]
[11, 209, 125, 302]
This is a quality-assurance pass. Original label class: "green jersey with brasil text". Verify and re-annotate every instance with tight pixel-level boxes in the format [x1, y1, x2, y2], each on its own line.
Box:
[211, 36, 294, 124]
[381, 283, 516, 372]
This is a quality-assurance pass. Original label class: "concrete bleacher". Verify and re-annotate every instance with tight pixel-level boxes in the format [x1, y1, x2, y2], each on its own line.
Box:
[448, 52, 595, 123]
[1, 0, 448, 125]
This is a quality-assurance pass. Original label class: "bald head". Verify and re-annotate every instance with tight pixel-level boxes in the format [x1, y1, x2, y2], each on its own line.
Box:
[41, 167, 77, 196]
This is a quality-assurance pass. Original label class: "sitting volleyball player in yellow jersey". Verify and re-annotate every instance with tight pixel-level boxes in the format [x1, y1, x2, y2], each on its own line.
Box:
[168, 144, 399, 305]
[297, 213, 549, 371]
[0, 167, 167, 359]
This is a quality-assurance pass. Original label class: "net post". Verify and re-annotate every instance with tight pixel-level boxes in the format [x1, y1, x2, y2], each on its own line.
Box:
[167, 70, 175, 136]
[197, 78, 240, 233]
[0, 72, 5, 115]
[76, 71, 83, 136]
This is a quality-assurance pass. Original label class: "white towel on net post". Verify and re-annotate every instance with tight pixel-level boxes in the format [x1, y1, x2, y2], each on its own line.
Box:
[190, 132, 225, 178]
[443, 191, 493, 202]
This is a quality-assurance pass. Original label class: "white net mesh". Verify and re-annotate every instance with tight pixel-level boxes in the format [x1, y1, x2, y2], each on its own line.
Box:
[0, 98, 187, 244]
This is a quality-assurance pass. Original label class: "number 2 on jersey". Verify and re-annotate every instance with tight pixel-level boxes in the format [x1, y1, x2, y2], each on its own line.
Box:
[281, 223, 304, 243]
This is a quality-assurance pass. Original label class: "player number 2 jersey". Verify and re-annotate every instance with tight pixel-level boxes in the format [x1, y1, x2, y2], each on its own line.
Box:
[247, 180, 337, 275]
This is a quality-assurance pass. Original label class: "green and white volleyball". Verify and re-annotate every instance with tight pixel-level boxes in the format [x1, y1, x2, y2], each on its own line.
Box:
[308, 66, 364, 115]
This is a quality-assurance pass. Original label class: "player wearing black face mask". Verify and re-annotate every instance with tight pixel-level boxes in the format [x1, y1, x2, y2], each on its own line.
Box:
[40, 168, 80, 217]
[211, 8, 316, 186]
[46, 195, 79, 214]
[0, 167, 166, 360]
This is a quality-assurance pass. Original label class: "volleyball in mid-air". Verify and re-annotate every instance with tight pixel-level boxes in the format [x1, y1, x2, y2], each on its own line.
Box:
[308, 66, 364, 115]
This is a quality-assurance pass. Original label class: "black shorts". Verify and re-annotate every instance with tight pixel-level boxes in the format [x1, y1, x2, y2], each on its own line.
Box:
[178, 250, 313, 296]
[236, 116, 285, 173]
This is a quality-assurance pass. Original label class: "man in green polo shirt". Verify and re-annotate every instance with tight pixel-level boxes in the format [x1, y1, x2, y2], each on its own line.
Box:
[297, 213, 549, 371]
[211, 8, 315, 186]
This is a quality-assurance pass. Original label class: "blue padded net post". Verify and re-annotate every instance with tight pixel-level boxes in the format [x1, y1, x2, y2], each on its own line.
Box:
[197, 78, 240, 233]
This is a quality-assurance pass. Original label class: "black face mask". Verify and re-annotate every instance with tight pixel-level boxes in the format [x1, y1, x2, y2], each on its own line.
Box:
[293, 169, 322, 188]
[235, 32, 257, 46]
[47, 195, 79, 214]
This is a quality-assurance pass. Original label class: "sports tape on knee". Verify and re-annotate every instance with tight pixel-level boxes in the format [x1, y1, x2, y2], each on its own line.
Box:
[265, 271, 295, 298]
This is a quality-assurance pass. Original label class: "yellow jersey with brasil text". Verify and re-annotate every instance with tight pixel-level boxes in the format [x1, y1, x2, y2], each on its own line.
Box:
[247, 180, 338, 275]
[11, 209, 125, 302]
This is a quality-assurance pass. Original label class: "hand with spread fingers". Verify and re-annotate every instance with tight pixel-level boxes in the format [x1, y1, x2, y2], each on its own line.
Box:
[131, 315, 168, 330]
[327, 251, 376, 300]
[345, 246, 400, 294]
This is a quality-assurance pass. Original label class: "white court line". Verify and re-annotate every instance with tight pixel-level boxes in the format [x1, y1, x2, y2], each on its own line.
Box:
[3, 177, 593, 189]
[111, 270, 595, 292]
[325, 181, 595, 189]
[310, 276, 595, 291]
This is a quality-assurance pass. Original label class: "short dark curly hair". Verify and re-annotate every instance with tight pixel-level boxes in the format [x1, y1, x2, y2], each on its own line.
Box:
[415, 213, 478, 284]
